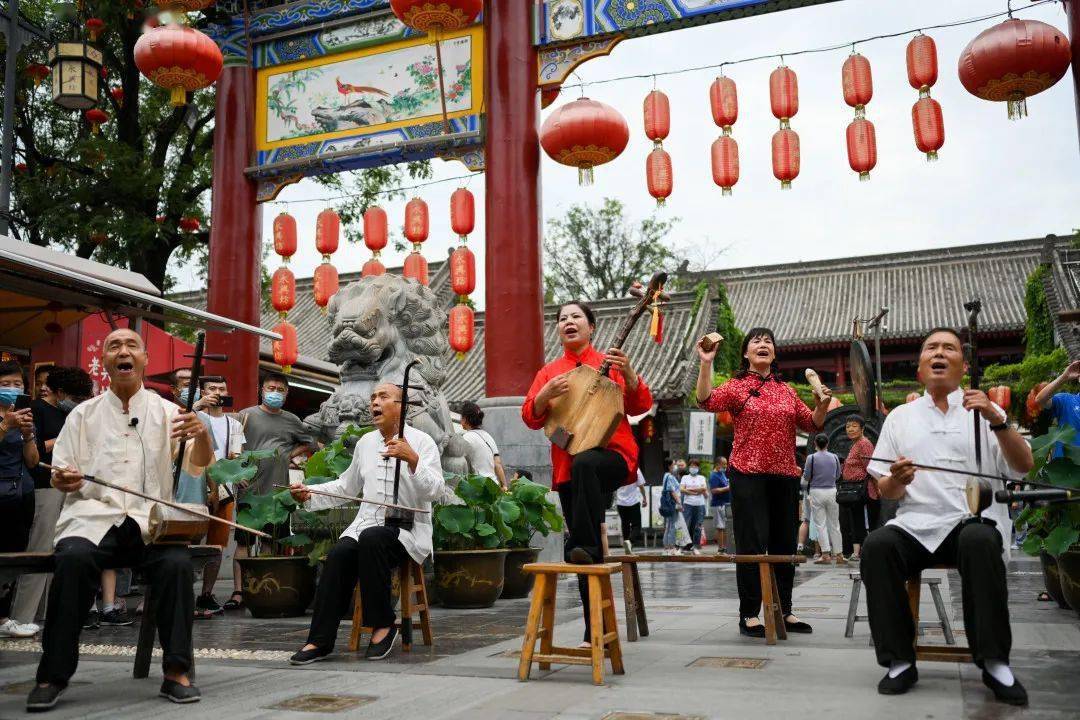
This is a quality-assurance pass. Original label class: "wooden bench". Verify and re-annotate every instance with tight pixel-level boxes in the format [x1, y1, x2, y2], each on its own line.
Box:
[0, 546, 222, 679]
[603, 553, 807, 645]
[908, 566, 970, 663]
[348, 559, 432, 653]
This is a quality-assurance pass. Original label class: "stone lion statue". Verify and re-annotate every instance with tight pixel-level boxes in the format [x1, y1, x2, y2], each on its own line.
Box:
[305, 273, 467, 474]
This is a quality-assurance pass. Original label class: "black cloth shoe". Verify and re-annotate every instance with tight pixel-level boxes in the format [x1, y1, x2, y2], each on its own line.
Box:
[196, 593, 223, 615]
[26, 684, 65, 713]
[784, 617, 813, 634]
[568, 547, 597, 565]
[878, 665, 918, 695]
[82, 610, 100, 630]
[365, 626, 399, 660]
[289, 646, 332, 665]
[738, 618, 766, 638]
[159, 679, 201, 704]
[982, 670, 1028, 706]
[100, 608, 132, 626]
[222, 591, 244, 611]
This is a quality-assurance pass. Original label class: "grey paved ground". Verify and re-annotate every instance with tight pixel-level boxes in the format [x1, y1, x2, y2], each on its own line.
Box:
[1, 553, 1077, 719]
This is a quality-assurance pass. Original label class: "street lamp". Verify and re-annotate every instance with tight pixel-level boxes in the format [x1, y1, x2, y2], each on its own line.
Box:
[47, 40, 102, 110]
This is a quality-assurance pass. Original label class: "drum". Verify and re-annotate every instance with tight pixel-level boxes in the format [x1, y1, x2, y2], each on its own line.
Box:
[148, 503, 209, 544]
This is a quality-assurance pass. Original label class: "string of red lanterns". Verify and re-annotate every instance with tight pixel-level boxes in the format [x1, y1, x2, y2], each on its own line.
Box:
[643, 89, 673, 207]
[362, 206, 388, 277]
[448, 188, 476, 358]
[842, 52, 877, 181]
[769, 64, 800, 190]
[313, 209, 341, 313]
[709, 75, 739, 196]
[271, 212, 298, 373]
[907, 34, 945, 161]
[403, 198, 430, 286]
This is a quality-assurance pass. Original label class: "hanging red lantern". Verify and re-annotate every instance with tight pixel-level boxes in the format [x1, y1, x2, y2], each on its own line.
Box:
[448, 304, 475, 358]
[771, 128, 800, 189]
[271, 267, 296, 318]
[645, 148, 672, 207]
[1026, 382, 1048, 423]
[273, 212, 297, 259]
[313, 263, 339, 311]
[907, 34, 939, 96]
[14, 163, 26, 173]
[715, 410, 734, 428]
[540, 97, 629, 185]
[709, 76, 738, 133]
[363, 206, 388, 254]
[769, 65, 799, 127]
[178, 216, 201, 233]
[711, 135, 739, 196]
[272, 321, 298, 374]
[450, 246, 476, 297]
[134, 23, 224, 107]
[846, 118, 877, 181]
[362, 258, 386, 277]
[389, 0, 481, 32]
[85, 108, 109, 134]
[643, 89, 670, 147]
[315, 208, 340, 257]
[25, 64, 50, 88]
[404, 198, 429, 245]
[912, 97, 944, 161]
[541, 86, 561, 108]
[841, 53, 873, 116]
[403, 252, 429, 286]
[110, 86, 125, 108]
[988, 385, 1012, 414]
[450, 188, 475, 239]
[958, 18, 1072, 120]
[85, 18, 106, 42]
[44, 321, 63, 336]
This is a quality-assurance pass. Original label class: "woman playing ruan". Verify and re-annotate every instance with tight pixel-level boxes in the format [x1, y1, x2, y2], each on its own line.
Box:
[696, 328, 831, 637]
[522, 302, 653, 637]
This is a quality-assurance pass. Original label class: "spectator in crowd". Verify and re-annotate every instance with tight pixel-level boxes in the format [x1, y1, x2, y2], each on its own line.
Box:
[459, 401, 507, 489]
[843, 415, 877, 541]
[616, 468, 647, 553]
[680, 459, 708, 554]
[804, 433, 843, 565]
[511, 468, 533, 483]
[11, 367, 93, 633]
[660, 460, 682, 556]
[0, 360, 39, 638]
[33, 366, 52, 401]
[1035, 360, 1080, 455]
[229, 373, 316, 611]
[194, 375, 246, 616]
[709, 457, 731, 553]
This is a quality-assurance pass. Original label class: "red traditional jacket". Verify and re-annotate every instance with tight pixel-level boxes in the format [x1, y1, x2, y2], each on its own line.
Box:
[521, 345, 653, 488]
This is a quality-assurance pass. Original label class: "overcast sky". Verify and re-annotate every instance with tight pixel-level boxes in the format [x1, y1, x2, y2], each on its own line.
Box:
[174, 0, 1079, 306]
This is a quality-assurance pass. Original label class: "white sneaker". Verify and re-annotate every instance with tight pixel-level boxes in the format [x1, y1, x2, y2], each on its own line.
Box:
[623, 540, 633, 555]
[691, 547, 701, 556]
[0, 619, 39, 638]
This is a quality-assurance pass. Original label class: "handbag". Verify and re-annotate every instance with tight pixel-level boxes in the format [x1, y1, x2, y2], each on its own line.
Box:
[836, 477, 867, 506]
[659, 476, 677, 518]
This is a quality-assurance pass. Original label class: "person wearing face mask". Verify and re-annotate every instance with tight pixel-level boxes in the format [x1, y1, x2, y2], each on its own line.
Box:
[679, 460, 708, 554]
[659, 460, 683, 556]
[696, 328, 832, 639]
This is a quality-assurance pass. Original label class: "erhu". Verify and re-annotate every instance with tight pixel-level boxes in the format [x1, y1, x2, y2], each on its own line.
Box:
[385, 359, 423, 531]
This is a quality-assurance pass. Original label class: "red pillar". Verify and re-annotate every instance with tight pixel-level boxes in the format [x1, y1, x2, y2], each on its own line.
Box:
[206, 52, 262, 408]
[1067, 1, 1080, 150]
[483, 0, 544, 397]
[834, 350, 847, 389]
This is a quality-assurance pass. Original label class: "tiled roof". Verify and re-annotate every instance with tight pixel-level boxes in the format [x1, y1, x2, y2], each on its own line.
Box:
[1043, 240, 1080, 360]
[686, 237, 1068, 348]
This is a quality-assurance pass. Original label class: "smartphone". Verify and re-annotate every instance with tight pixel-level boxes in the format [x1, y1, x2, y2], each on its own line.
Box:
[219, 395, 234, 408]
[14, 394, 32, 411]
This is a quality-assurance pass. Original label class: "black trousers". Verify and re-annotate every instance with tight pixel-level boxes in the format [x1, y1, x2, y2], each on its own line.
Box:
[307, 527, 406, 651]
[861, 522, 1011, 668]
[616, 503, 642, 546]
[37, 518, 193, 687]
[865, 498, 882, 532]
[839, 500, 867, 556]
[729, 471, 800, 619]
[0, 492, 34, 616]
[557, 448, 627, 640]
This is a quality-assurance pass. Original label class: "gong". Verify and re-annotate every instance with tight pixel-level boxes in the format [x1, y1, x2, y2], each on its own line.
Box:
[849, 339, 876, 419]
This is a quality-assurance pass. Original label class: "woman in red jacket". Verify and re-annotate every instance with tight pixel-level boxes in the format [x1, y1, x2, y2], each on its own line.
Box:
[696, 327, 831, 638]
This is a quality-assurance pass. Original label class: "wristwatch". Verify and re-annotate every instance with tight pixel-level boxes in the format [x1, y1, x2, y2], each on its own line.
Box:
[23, 432, 36, 443]
[989, 419, 1010, 432]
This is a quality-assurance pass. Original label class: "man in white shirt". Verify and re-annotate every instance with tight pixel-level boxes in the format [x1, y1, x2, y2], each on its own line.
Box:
[287, 382, 446, 665]
[862, 328, 1033, 705]
[616, 468, 647, 553]
[29, 329, 213, 712]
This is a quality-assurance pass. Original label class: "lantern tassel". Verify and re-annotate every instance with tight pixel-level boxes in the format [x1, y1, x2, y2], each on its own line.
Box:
[859, 172, 870, 182]
[781, 180, 792, 190]
[170, 87, 188, 107]
[1007, 93, 1027, 121]
[456, 351, 465, 361]
[578, 166, 594, 186]
[926, 150, 939, 162]
[722, 187, 733, 197]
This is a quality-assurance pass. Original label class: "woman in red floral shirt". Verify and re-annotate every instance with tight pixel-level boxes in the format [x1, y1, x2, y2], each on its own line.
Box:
[696, 328, 832, 638]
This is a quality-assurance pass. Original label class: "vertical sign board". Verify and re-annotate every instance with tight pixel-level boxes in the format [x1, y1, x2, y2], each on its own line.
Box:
[687, 411, 715, 457]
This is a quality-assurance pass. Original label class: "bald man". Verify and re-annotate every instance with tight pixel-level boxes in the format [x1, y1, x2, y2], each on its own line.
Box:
[288, 382, 446, 664]
[29, 329, 213, 712]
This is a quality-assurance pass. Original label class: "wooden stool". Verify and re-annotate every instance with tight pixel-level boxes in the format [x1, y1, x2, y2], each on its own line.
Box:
[517, 562, 625, 686]
[348, 559, 432, 652]
[907, 567, 970, 662]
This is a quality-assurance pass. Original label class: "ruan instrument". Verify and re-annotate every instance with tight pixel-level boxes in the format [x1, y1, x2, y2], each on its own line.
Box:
[39, 463, 270, 542]
[274, 485, 428, 514]
[804, 369, 830, 403]
[544, 272, 668, 455]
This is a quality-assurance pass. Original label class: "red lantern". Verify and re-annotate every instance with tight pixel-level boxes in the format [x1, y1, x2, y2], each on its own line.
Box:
[450, 246, 476, 297]
[912, 97, 944, 161]
[274, 213, 297, 259]
[313, 263, 339, 311]
[1026, 382, 1048, 423]
[110, 86, 125, 108]
[771, 128, 800, 189]
[363, 206, 388, 254]
[645, 147, 672, 207]
[907, 34, 939, 96]
[272, 321, 298, 373]
[988, 385, 1012, 414]
[315, 208, 340, 257]
[14, 163, 26, 173]
[643, 90, 670, 147]
[905, 391, 921, 404]
[403, 252, 429, 286]
[769, 66, 799, 126]
[362, 258, 386, 277]
[846, 118, 877, 181]
[85, 108, 109, 134]
[958, 18, 1072, 119]
[715, 410, 734, 428]
[404, 198, 429, 245]
[179, 216, 201, 233]
[389, 0, 481, 32]
[841, 53, 873, 115]
[271, 267, 296, 317]
[89, 231, 108, 246]
[711, 135, 739, 196]
[541, 86, 561, 108]
[450, 188, 474, 238]
[134, 23, 224, 107]
[44, 321, 63, 335]
[25, 64, 49, 88]
[540, 97, 629, 185]
[85, 18, 106, 42]
[709, 76, 738, 133]
[448, 304, 475, 358]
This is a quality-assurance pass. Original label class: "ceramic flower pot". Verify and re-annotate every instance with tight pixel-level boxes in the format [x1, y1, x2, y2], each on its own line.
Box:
[433, 549, 508, 608]
[500, 547, 542, 599]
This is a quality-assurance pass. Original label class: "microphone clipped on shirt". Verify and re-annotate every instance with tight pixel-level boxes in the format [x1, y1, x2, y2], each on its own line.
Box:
[129, 418, 139, 428]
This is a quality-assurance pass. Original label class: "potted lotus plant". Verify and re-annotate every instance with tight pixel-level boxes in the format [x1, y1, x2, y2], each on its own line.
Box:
[500, 478, 565, 599]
